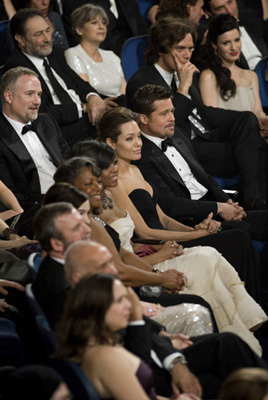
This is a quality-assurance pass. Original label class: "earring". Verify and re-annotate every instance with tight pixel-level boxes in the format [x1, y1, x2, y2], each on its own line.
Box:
[214, 48, 218, 55]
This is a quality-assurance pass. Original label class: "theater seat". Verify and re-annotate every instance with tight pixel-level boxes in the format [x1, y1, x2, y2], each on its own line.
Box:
[121, 35, 148, 82]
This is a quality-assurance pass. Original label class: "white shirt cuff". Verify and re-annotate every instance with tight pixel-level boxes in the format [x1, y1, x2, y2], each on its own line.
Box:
[163, 352, 185, 372]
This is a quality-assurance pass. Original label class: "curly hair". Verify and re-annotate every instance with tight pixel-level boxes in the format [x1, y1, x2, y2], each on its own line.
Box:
[56, 274, 120, 363]
[145, 16, 197, 65]
[156, 0, 198, 20]
[197, 13, 239, 100]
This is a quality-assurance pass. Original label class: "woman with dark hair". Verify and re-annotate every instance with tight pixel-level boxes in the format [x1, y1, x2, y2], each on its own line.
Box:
[198, 13, 268, 136]
[43, 182, 90, 223]
[56, 273, 199, 400]
[93, 106, 268, 353]
[65, 3, 126, 107]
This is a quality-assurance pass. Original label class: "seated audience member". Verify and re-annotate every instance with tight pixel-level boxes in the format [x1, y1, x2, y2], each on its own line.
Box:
[44, 181, 211, 320]
[126, 17, 268, 209]
[69, 139, 263, 302]
[61, 0, 148, 56]
[202, 0, 268, 70]
[96, 108, 268, 353]
[4, 9, 106, 145]
[56, 273, 194, 400]
[57, 265, 268, 400]
[0, 66, 69, 238]
[219, 367, 268, 400]
[65, 4, 126, 106]
[4, 0, 69, 51]
[32, 201, 91, 329]
[130, 84, 268, 252]
[198, 13, 268, 137]
[156, 0, 205, 27]
[0, 364, 72, 400]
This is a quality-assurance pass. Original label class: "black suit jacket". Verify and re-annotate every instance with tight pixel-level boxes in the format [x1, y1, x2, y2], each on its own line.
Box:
[0, 112, 68, 203]
[32, 256, 70, 329]
[133, 131, 228, 221]
[62, 0, 147, 55]
[4, 46, 98, 143]
[238, 10, 268, 69]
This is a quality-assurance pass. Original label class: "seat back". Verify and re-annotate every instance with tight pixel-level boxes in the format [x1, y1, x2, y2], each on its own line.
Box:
[25, 283, 59, 358]
[52, 359, 100, 400]
[121, 35, 148, 82]
[137, 0, 154, 26]
[254, 56, 268, 109]
[27, 252, 42, 281]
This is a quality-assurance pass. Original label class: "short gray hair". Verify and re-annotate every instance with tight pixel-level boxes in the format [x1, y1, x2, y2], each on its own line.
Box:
[0, 66, 39, 103]
[71, 4, 108, 41]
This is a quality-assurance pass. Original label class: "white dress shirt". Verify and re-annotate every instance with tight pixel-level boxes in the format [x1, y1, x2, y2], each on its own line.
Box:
[3, 113, 56, 194]
[24, 53, 100, 118]
[240, 26, 263, 70]
[142, 132, 208, 200]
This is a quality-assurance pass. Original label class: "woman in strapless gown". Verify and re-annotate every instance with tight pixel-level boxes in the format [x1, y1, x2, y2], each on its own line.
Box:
[197, 14, 268, 138]
[57, 274, 159, 400]
[95, 107, 268, 356]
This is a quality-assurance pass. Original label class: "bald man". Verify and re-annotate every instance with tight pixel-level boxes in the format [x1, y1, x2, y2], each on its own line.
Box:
[63, 240, 267, 400]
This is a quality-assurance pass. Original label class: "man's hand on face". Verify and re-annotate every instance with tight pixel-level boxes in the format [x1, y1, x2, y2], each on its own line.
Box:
[171, 52, 199, 97]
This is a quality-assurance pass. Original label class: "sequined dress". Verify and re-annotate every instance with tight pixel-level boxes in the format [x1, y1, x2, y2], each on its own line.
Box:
[110, 204, 266, 356]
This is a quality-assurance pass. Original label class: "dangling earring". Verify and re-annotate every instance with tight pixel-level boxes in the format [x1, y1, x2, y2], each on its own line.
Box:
[214, 48, 218, 55]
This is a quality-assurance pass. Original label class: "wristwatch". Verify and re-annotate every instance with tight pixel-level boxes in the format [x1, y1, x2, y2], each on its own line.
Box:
[168, 355, 188, 373]
[152, 267, 163, 274]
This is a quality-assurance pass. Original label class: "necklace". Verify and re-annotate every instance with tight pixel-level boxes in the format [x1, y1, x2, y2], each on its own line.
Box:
[90, 214, 106, 226]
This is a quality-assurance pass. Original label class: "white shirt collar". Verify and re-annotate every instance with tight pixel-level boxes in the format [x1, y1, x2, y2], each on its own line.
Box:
[154, 63, 178, 87]
[142, 131, 167, 149]
[22, 51, 45, 70]
[2, 112, 27, 135]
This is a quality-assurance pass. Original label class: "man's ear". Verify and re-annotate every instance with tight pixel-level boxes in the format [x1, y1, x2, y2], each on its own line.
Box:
[139, 113, 149, 126]
[15, 34, 26, 50]
[71, 272, 82, 287]
[4, 90, 13, 105]
[106, 137, 116, 149]
[50, 237, 64, 253]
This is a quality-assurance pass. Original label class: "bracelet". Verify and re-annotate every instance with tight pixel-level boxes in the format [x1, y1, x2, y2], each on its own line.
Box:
[0, 227, 17, 240]
[152, 267, 163, 274]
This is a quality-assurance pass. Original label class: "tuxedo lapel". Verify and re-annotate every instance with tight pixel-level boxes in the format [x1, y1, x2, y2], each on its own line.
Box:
[149, 66, 172, 91]
[142, 135, 186, 187]
[0, 114, 41, 193]
[35, 118, 62, 165]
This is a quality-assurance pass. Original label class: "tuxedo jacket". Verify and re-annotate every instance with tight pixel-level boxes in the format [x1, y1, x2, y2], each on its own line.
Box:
[133, 131, 228, 221]
[126, 63, 239, 137]
[62, 0, 147, 55]
[32, 256, 70, 329]
[0, 112, 68, 204]
[4, 47, 97, 131]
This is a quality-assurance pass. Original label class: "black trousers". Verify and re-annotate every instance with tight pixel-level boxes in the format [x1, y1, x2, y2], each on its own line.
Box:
[191, 111, 268, 204]
[153, 332, 267, 399]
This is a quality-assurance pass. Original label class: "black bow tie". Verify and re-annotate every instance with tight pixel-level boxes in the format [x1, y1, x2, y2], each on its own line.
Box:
[21, 121, 36, 135]
[161, 137, 174, 152]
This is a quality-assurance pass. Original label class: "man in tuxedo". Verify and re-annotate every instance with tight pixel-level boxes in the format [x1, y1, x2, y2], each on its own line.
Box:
[126, 16, 268, 210]
[4, 9, 106, 146]
[32, 202, 92, 329]
[0, 66, 68, 237]
[62, 0, 148, 56]
[63, 239, 268, 399]
[202, 0, 268, 69]
[131, 83, 268, 246]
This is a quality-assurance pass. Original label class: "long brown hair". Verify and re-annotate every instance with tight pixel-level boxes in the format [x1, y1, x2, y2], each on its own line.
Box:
[56, 274, 120, 363]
